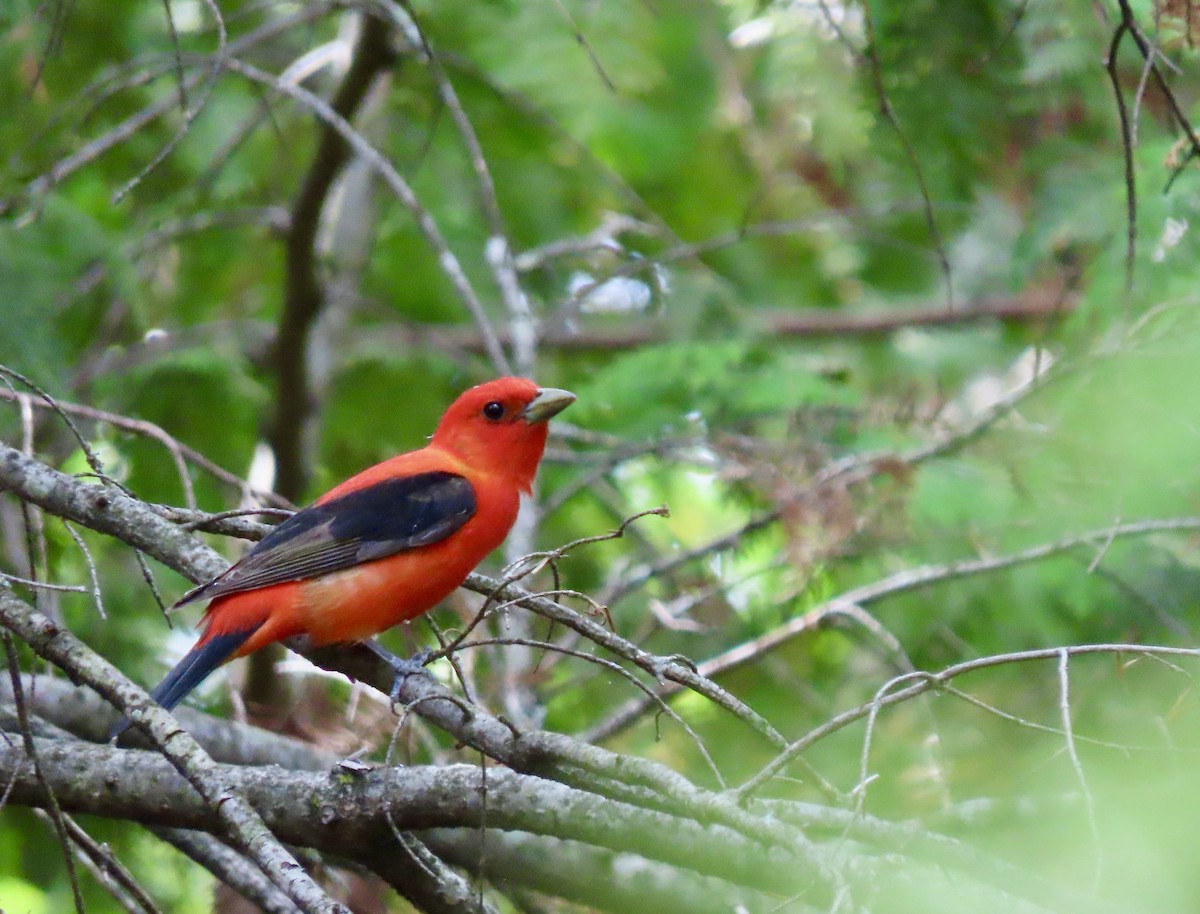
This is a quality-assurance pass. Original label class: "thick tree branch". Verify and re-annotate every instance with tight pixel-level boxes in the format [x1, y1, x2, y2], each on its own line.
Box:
[370, 290, 1075, 354]
[0, 738, 833, 900]
[420, 829, 783, 914]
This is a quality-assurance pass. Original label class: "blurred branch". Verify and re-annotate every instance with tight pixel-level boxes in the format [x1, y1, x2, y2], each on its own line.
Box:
[369, 288, 1076, 354]
[603, 355, 1054, 608]
[859, 0, 953, 305]
[739, 641, 1200, 799]
[223, 55, 512, 373]
[0, 386, 290, 510]
[1106, 9, 1138, 292]
[1, 7, 330, 217]
[109, 0, 227, 204]
[1106, 0, 1200, 291]
[46, 290, 1074, 397]
[272, 13, 395, 502]
[386, 3, 531, 363]
[587, 515, 1200, 742]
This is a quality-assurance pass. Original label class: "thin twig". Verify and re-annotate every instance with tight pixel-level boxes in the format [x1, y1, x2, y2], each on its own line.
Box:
[150, 827, 300, 914]
[452, 636, 727, 789]
[738, 642, 1200, 798]
[1105, 17, 1137, 293]
[4, 7, 326, 217]
[112, 0, 228, 203]
[55, 811, 166, 914]
[63, 521, 106, 618]
[2, 631, 87, 914]
[0, 386, 284, 507]
[1057, 649, 1102, 890]
[588, 515, 1200, 742]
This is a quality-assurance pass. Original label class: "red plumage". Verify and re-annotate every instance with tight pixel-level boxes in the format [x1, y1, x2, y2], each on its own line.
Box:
[139, 377, 574, 715]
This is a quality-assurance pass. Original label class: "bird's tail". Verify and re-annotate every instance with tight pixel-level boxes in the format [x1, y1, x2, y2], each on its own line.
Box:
[150, 628, 258, 712]
[108, 624, 260, 740]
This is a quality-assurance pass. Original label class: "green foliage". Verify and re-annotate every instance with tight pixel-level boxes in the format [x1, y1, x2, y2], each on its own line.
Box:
[6, 0, 1200, 909]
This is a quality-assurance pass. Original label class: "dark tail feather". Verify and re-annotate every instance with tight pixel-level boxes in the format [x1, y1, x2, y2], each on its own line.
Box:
[150, 629, 256, 711]
[108, 628, 257, 741]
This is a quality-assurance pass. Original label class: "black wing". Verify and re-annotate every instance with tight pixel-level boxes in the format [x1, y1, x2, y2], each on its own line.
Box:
[177, 471, 476, 606]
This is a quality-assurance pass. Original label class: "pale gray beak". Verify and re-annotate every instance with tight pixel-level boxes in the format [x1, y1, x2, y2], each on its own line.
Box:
[522, 387, 576, 424]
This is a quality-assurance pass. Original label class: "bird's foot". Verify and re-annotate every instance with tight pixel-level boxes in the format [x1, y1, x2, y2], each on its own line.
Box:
[362, 641, 433, 705]
[649, 652, 698, 682]
[386, 648, 433, 704]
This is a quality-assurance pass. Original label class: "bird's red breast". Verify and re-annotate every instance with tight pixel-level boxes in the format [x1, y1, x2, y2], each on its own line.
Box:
[134, 377, 575, 718]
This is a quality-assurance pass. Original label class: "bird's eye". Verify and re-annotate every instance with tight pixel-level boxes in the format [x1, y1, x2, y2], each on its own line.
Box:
[482, 401, 506, 421]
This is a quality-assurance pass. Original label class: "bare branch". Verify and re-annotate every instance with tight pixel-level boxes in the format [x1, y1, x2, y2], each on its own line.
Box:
[150, 827, 300, 914]
[0, 738, 839, 901]
[1056, 649, 1101, 889]
[0, 387, 288, 508]
[588, 515, 1200, 742]
[738, 642, 1200, 799]
[112, 0, 228, 203]
[370, 288, 1076, 355]
[0, 587, 349, 914]
[53, 811, 165, 914]
[2, 633, 86, 914]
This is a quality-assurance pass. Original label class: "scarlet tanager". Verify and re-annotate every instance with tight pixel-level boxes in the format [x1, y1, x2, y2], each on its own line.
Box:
[129, 377, 573, 720]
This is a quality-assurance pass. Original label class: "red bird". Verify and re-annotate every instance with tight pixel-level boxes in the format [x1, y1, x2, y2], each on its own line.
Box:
[141, 377, 573, 715]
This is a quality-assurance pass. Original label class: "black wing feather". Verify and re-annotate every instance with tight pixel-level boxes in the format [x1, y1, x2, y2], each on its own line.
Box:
[177, 472, 476, 606]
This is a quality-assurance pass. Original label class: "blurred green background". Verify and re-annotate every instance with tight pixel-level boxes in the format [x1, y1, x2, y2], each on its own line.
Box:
[4, 0, 1200, 911]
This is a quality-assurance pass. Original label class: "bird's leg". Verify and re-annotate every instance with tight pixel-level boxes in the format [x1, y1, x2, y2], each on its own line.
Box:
[362, 639, 433, 704]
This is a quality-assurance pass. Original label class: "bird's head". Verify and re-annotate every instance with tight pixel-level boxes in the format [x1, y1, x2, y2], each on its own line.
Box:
[432, 377, 575, 491]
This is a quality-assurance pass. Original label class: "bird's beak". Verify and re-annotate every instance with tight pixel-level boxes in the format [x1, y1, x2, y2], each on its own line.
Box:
[522, 387, 576, 424]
